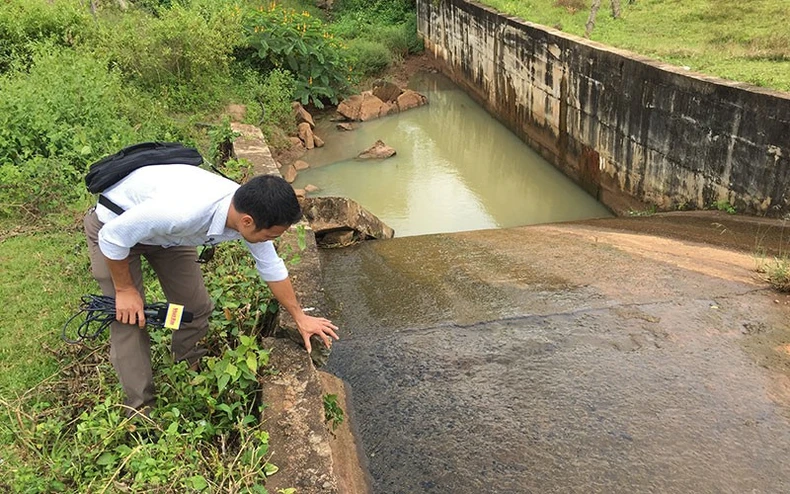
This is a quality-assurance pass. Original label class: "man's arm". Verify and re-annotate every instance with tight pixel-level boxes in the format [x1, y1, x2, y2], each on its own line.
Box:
[268, 277, 339, 353]
[105, 257, 146, 328]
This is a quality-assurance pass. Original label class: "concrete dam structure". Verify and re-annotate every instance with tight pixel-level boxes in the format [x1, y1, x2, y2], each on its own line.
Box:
[416, 0, 790, 217]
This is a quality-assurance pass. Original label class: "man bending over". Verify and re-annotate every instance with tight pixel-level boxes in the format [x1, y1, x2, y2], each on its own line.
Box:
[84, 164, 338, 414]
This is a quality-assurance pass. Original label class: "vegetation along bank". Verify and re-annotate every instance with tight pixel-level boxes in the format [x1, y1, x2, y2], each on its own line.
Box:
[0, 0, 420, 491]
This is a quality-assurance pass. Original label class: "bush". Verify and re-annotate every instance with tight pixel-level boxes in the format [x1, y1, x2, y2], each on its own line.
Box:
[0, 45, 185, 219]
[329, 2, 422, 70]
[95, 2, 244, 108]
[346, 39, 392, 77]
[259, 68, 298, 133]
[0, 0, 92, 73]
[372, 16, 424, 57]
[244, 5, 352, 108]
[0, 46, 137, 217]
[334, 0, 415, 26]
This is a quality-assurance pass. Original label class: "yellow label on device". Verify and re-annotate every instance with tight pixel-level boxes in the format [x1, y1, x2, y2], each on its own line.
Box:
[165, 303, 184, 330]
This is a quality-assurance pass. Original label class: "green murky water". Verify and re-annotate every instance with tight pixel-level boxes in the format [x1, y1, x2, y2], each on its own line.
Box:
[293, 72, 612, 237]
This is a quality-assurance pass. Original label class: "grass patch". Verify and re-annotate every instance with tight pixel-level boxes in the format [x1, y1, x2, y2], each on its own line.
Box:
[0, 228, 92, 396]
[762, 257, 790, 292]
[479, 0, 790, 91]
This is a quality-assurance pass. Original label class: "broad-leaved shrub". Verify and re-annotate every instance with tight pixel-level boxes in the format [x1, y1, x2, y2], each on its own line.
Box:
[245, 4, 353, 108]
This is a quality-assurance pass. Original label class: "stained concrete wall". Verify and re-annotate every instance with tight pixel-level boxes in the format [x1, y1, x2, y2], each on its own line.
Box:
[417, 0, 790, 216]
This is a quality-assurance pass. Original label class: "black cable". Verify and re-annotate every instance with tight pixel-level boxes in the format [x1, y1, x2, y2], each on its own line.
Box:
[62, 294, 193, 345]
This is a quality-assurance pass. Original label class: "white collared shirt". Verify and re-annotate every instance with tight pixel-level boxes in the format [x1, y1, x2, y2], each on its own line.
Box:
[96, 164, 288, 282]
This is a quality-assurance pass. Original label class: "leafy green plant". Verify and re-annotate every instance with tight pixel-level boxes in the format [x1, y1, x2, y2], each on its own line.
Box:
[323, 393, 345, 432]
[219, 157, 255, 184]
[208, 117, 242, 166]
[712, 200, 737, 214]
[258, 68, 298, 133]
[244, 4, 353, 108]
[203, 240, 279, 341]
[0, 45, 141, 218]
[346, 39, 393, 76]
[0, 0, 92, 73]
[2, 234, 284, 492]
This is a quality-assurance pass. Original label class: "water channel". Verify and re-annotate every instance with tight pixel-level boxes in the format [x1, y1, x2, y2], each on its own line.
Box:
[301, 72, 790, 493]
[294, 72, 612, 237]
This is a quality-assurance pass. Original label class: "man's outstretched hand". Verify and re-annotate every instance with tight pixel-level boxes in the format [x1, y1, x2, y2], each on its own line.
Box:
[293, 313, 339, 353]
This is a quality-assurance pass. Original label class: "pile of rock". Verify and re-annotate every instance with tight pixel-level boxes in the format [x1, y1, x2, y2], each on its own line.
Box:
[270, 82, 429, 246]
[293, 102, 324, 150]
[335, 80, 428, 122]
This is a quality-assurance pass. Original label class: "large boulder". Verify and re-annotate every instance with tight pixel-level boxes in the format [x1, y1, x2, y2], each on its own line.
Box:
[281, 163, 298, 183]
[297, 122, 315, 149]
[396, 89, 428, 112]
[274, 137, 306, 167]
[292, 102, 315, 129]
[357, 140, 396, 160]
[301, 196, 395, 247]
[336, 92, 391, 122]
[372, 80, 403, 103]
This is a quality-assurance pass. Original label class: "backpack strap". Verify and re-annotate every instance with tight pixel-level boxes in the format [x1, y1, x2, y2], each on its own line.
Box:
[98, 194, 125, 215]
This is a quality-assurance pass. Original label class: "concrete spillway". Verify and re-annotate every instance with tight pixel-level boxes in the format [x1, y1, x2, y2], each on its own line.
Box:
[321, 212, 790, 493]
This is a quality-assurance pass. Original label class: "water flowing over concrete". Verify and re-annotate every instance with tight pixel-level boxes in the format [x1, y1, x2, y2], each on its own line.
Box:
[321, 214, 790, 493]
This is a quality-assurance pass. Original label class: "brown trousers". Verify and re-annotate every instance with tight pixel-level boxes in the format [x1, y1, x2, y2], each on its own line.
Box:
[84, 210, 213, 411]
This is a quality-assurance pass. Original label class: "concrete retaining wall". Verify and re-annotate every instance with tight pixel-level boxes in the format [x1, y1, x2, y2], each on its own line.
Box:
[417, 0, 790, 216]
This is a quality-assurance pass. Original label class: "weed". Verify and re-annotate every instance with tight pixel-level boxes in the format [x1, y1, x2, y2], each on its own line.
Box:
[208, 117, 241, 166]
[627, 205, 657, 217]
[323, 393, 345, 432]
[757, 256, 790, 292]
[712, 200, 737, 214]
[346, 39, 393, 77]
[0, 227, 308, 491]
[258, 68, 298, 134]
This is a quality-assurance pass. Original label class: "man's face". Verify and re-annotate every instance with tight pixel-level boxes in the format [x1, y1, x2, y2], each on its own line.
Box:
[241, 223, 289, 244]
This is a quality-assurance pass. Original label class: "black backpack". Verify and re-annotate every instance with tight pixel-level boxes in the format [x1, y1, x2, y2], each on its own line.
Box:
[85, 142, 204, 194]
[85, 142, 204, 215]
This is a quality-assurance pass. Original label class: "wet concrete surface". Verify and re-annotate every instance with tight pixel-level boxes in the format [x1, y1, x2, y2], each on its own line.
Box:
[320, 213, 790, 493]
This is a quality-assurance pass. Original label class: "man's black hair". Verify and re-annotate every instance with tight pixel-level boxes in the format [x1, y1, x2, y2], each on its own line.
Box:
[232, 175, 302, 229]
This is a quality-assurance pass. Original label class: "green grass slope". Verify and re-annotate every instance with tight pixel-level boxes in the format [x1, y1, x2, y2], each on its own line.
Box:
[480, 0, 790, 92]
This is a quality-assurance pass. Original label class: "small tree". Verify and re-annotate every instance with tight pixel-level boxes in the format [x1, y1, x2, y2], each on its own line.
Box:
[585, 0, 622, 38]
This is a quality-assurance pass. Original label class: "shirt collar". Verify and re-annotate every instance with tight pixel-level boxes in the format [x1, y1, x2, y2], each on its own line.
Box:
[208, 194, 233, 237]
